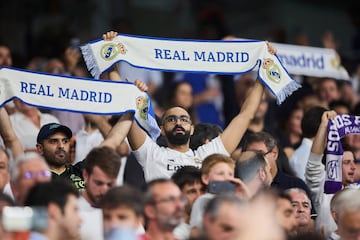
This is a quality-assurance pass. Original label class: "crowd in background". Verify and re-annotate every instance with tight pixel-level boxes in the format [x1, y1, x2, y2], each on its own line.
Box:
[0, 7, 360, 240]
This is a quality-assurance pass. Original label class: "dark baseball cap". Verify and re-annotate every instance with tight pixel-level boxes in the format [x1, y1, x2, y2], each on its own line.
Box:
[37, 123, 72, 143]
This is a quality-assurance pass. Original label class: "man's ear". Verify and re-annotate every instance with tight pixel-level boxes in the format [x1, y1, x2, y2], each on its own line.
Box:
[36, 143, 44, 155]
[48, 202, 61, 220]
[201, 174, 209, 185]
[331, 210, 338, 224]
[144, 204, 156, 219]
[190, 125, 194, 136]
[160, 125, 165, 136]
[82, 169, 89, 183]
[259, 168, 266, 182]
[273, 146, 279, 160]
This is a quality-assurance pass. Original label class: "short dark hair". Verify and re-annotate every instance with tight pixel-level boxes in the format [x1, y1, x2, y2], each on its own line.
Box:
[243, 131, 277, 152]
[171, 166, 202, 190]
[24, 179, 78, 213]
[235, 151, 267, 182]
[190, 123, 223, 150]
[84, 146, 121, 179]
[144, 178, 174, 204]
[204, 193, 246, 222]
[100, 185, 144, 216]
[301, 106, 327, 138]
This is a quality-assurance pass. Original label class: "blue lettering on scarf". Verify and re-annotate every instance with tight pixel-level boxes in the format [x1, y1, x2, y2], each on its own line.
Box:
[277, 54, 324, 70]
[20, 81, 54, 97]
[58, 87, 112, 103]
[194, 51, 249, 62]
[154, 48, 190, 61]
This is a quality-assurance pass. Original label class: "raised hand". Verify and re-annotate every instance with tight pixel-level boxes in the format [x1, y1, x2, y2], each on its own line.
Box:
[134, 79, 148, 92]
[102, 31, 118, 41]
[266, 41, 277, 55]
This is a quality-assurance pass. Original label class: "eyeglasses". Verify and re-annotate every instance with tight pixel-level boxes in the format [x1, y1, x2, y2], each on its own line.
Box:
[23, 170, 52, 179]
[153, 195, 187, 205]
[164, 115, 191, 125]
[263, 149, 273, 156]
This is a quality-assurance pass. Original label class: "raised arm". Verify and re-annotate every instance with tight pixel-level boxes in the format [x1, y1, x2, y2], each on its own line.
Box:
[311, 110, 337, 155]
[127, 80, 149, 150]
[220, 79, 264, 153]
[102, 31, 122, 81]
[99, 112, 134, 149]
[220, 42, 275, 154]
[0, 107, 23, 159]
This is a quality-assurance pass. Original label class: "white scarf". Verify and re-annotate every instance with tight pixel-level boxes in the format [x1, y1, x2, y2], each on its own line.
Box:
[81, 34, 301, 104]
[273, 43, 349, 80]
[0, 67, 160, 140]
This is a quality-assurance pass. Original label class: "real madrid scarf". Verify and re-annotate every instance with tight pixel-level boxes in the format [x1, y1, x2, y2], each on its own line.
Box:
[236, 38, 350, 80]
[0, 67, 160, 140]
[81, 34, 301, 104]
[325, 114, 360, 194]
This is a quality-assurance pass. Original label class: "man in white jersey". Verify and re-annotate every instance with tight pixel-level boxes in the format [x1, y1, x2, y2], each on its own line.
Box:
[100, 30, 274, 181]
[128, 76, 267, 181]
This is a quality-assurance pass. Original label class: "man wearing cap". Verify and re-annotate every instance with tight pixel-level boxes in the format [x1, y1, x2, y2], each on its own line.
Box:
[36, 122, 85, 189]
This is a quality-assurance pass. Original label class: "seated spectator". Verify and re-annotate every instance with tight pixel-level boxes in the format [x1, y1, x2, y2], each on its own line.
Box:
[243, 131, 315, 217]
[329, 188, 360, 240]
[141, 179, 185, 240]
[235, 150, 273, 197]
[202, 193, 247, 240]
[172, 166, 205, 240]
[275, 190, 297, 238]
[100, 185, 145, 239]
[9, 153, 51, 205]
[189, 153, 245, 238]
[286, 188, 315, 235]
[35, 123, 84, 189]
[314, 77, 340, 107]
[24, 180, 81, 240]
[78, 146, 121, 240]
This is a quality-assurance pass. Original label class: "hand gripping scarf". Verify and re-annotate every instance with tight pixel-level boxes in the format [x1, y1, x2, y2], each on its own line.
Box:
[80, 34, 301, 105]
[0, 67, 160, 140]
[325, 114, 360, 193]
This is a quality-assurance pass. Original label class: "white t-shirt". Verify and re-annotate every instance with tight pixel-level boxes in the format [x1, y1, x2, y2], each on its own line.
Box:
[133, 136, 228, 181]
[10, 111, 59, 151]
[73, 128, 104, 164]
[189, 193, 215, 230]
[173, 220, 191, 240]
[78, 195, 104, 240]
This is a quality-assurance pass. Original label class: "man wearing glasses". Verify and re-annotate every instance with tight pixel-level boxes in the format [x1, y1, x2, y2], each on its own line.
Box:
[140, 179, 185, 240]
[128, 78, 265, 181]
[9, 152, 51, 205]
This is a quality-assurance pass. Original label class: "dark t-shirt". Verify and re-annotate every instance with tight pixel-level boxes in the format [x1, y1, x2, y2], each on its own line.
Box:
[51, 161, 85, 189]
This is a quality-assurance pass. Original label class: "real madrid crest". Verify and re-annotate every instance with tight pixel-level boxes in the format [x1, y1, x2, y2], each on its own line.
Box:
[100, 42, 127, 61]
[136, 96, 149, 120]
[193, 157, 202, 164]
[262, 58, 281, 83]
